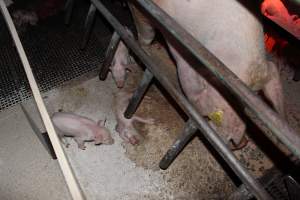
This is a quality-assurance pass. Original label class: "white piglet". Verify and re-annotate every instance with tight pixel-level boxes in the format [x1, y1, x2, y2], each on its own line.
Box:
[52, 112, 114, 150]
[114, 91, 154, 145]
[110, 29, 137, 88]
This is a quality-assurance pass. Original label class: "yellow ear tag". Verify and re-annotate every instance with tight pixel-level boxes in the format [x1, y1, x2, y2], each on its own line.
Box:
[208, 110, 224, 127]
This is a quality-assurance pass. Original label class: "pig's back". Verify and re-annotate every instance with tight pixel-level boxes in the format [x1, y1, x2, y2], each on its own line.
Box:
[51, 112, 95, 136]
[156, 0, 268, 87]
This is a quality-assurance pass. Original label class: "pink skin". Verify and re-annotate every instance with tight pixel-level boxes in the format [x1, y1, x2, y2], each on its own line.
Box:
[114, 91, 154, 145]
[110, 36, 137, 88]
[129, 0, 285, 149]
[52, 112, 114, 150]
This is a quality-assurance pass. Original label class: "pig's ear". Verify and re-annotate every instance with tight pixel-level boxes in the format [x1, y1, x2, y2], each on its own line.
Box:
[97, 118, 106, 127]
[125, 64, 137, 72]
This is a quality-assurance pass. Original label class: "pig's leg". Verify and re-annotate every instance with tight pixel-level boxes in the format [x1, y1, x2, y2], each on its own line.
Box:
[133, 116, 155, 124]
[208, 117, 247, 151]
[74, 137, 86, 150]
[263, 61, 285, 117]
[118, 131, 131, 143]
[128, 3, 155, 46]
[116, 122, 135, 143]
[61, 137, 70, 148]
[119, 128, 139, 145]
[56, 131, 70, 148]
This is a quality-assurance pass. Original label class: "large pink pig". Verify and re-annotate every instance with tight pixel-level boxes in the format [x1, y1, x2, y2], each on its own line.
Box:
[128, 0, 284, 149]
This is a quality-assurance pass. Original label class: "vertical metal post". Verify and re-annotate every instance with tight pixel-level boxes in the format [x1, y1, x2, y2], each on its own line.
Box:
[124, 68, 153, 118]
[64, 0, 74, 25]
[293, 68, 300, 82]
[99, 31, 121, 80]
[80, 4, 97, 49]
[159, 119, 198, 170]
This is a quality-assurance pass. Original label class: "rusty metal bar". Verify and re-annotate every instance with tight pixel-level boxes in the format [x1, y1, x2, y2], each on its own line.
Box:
[124, 68, 153, 118]
[99, 31, 121, 80]
[131, 0, 300, 159]
[90, 0, 272, 199]
[64, 0, 74, 25]
[159, 119, 198, 170]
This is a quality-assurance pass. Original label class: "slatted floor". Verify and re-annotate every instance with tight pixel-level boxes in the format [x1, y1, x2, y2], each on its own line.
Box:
[0, 3, 112, 111]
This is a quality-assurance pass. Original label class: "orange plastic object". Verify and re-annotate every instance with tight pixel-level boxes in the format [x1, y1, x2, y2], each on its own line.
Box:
[261, 0, 300, 39]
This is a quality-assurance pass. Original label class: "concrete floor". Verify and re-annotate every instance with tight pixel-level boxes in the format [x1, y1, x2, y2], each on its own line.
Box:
[0, 105, 71, 200]
[0, 71, 235, 200]
[0, 47, 299, 199]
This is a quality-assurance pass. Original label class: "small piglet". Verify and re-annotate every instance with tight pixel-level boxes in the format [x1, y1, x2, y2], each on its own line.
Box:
[110, 30, 137, 88]
[114, 91, 154, 145]
[52, 112, 114, 150]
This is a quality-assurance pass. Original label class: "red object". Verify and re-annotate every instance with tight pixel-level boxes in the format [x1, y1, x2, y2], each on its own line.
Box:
[264, 31, 288, 54]
[261, 0, 300, 39]
[37, 0, 65, 19]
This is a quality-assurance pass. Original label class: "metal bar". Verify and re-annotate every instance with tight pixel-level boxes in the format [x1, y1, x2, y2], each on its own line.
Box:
[90, 1, 271, 199]
[131, 0, 300, 159]
[285, 176, 300, 200]
[293, 68, 300, 82]
[99, 31, 121, 80]
[20, 104, 57, 159]
[124, 68, 153, 118]
[290, 0, 300, 5]
[80, 4, 97, 49]
[159, 119, 198, 170]
[0, 2, 85, 199]
[64, 0, 74, 25]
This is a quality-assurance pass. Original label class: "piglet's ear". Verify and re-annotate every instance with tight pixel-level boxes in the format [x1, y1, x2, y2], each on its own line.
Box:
[97, 118, 106, 127]
[125, 64, 137, 72]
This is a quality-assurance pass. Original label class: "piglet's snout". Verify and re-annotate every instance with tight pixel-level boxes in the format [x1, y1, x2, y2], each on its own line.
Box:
[94, 137, 114, 145]
[94, 128, 114, 145]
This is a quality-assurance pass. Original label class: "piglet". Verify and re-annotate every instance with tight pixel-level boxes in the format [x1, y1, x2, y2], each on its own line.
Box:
[51, 112, 114, 150]
[110, 30, 137, 88]
[114, 91, 154, 145]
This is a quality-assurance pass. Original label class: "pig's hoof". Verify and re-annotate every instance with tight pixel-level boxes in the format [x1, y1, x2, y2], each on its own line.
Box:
[146, 118, 155, 125]
[78, 145, 86, 150]
[229, 136, 248, 151]
[129, 136, 139, 145]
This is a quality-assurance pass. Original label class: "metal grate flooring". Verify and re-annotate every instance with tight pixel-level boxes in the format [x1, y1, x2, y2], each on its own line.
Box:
[0, 5, 112, 111]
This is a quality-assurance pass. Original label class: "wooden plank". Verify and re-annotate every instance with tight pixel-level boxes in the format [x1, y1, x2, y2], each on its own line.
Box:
[0, 1, 85, 199]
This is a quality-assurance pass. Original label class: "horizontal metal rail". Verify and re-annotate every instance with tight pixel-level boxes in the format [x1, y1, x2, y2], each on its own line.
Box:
[131, 0, 300, 159]
[90, 0, 272, 199]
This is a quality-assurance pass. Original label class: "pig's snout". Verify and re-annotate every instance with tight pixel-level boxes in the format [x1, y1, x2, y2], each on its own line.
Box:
[100, 136, 114, 145]
[94, 129, 114, 145]
[94, 137, 114, 145]
[116, 80, 125, 88]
